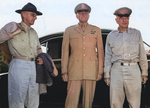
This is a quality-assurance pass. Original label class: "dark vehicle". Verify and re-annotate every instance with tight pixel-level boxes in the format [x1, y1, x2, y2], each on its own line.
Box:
[39, 29, 150, 108]
[0, 29, 150, 108]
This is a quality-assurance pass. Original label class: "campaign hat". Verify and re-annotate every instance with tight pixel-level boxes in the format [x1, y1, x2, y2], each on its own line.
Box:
[15, 2, 42, 15]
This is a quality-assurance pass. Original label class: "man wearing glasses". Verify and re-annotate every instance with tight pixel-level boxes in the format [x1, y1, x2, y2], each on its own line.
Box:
[61, 3, 104, 108]
[0, 3, 43, 108]
[104, 7, 148, 108]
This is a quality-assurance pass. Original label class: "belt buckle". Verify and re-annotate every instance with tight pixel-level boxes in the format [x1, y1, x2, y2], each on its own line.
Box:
[121, 62, 123, 66]
[31, 58, 34, 61]
[128, 63, 130, 66]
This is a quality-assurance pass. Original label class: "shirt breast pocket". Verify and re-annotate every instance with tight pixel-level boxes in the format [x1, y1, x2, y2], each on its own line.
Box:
[129, 41, 140, 53]
[110, 42, 122, 54]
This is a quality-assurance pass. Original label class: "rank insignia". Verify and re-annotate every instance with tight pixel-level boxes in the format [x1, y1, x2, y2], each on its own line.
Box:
[91, 30, 96, 34]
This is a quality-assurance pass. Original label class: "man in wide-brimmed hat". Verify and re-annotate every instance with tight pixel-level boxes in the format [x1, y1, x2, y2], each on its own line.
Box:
[104, 7, 148, 108]
[0, 2, 43, 108]
[61, 3, 104, 108]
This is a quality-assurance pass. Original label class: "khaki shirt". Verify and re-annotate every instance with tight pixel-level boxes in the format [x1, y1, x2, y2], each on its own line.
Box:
[0, 21, 42, 59]
[61, 23, 104, 80]
[104, 28, 148, 78]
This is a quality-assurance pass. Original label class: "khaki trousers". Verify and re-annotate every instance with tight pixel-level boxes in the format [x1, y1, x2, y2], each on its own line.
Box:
[110, 63, 141, 108]
[65, 80, 96, 108]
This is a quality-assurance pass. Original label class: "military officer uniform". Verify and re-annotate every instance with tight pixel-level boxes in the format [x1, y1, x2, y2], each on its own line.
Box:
[104, 7, 148, 108]
[0, 3, 43, 108]
[61, 3, 104, 108]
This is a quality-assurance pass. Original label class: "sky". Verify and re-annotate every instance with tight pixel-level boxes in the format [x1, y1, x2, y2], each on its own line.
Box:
[0, 0, 150, 50]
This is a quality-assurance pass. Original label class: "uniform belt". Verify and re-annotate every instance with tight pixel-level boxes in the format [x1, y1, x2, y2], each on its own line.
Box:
[13, 56, 35, 61]
[114, 62, 137, 66]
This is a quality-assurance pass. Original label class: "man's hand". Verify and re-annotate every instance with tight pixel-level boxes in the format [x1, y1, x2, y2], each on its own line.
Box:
[36, 57, 43, 65]
[17, 23, 25, 31]
[141, 75, 148, 84]
[10, 28, 21, 38]
[51, 66, 58, 77]
[9, 23, 25, 38]
[62, 73, 68, 82]
[97, 74, 103, 81]
[104, 78, 110, 86]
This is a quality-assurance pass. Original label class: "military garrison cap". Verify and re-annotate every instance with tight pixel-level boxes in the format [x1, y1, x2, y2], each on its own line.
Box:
[114, 7, 132, 17]
[74, 3, 91, 14]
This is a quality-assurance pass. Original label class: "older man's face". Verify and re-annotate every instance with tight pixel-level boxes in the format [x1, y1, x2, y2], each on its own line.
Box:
[76, 11, 89, 23]
[22, 11, 37, 26]
[115, 16, 129, 28]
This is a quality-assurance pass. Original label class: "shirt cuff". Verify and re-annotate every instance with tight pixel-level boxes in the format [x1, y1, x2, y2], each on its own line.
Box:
[104, 71, 110, 78]
[141, 70, 148, 76]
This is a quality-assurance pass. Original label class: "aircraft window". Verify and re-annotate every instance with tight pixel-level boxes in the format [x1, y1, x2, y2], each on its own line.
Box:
[47, 37, 62, 59]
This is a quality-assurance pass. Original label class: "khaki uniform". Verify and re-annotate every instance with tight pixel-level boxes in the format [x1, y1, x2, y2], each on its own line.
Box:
[0, 22, 42, 108]
[104, 28, 148, 108]
[61, 23, 104, 108]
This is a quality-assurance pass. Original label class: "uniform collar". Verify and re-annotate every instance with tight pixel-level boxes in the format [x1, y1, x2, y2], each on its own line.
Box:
[74, 23, 92, 35]
[126, 28, 131, 33]
[78, 22, 88, 28]
[115, 27, 131, 36]
[117, 27, 131, 33]
[20, 21, 32, 32]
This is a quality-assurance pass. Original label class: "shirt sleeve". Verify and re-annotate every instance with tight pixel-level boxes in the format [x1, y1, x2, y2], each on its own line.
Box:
[138, 32, 148, 76]
[61, 28, 70, 74]
[96, 28, 104, 75]
[104, 34, 113, 78]
[0, 22, 18, 44]
[35, 31, 42, 55]
[37, 40, 42, 55]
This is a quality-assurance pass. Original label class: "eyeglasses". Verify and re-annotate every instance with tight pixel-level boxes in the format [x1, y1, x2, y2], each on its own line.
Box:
[30, 14, 37, 17]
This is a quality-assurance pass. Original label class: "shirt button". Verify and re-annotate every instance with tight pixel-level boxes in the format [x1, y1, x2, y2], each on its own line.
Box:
[83, 37, 85, 38]
[83, 42, 85, 44]
[83, 47, 85, 49]
[84, 54, 85, 56]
